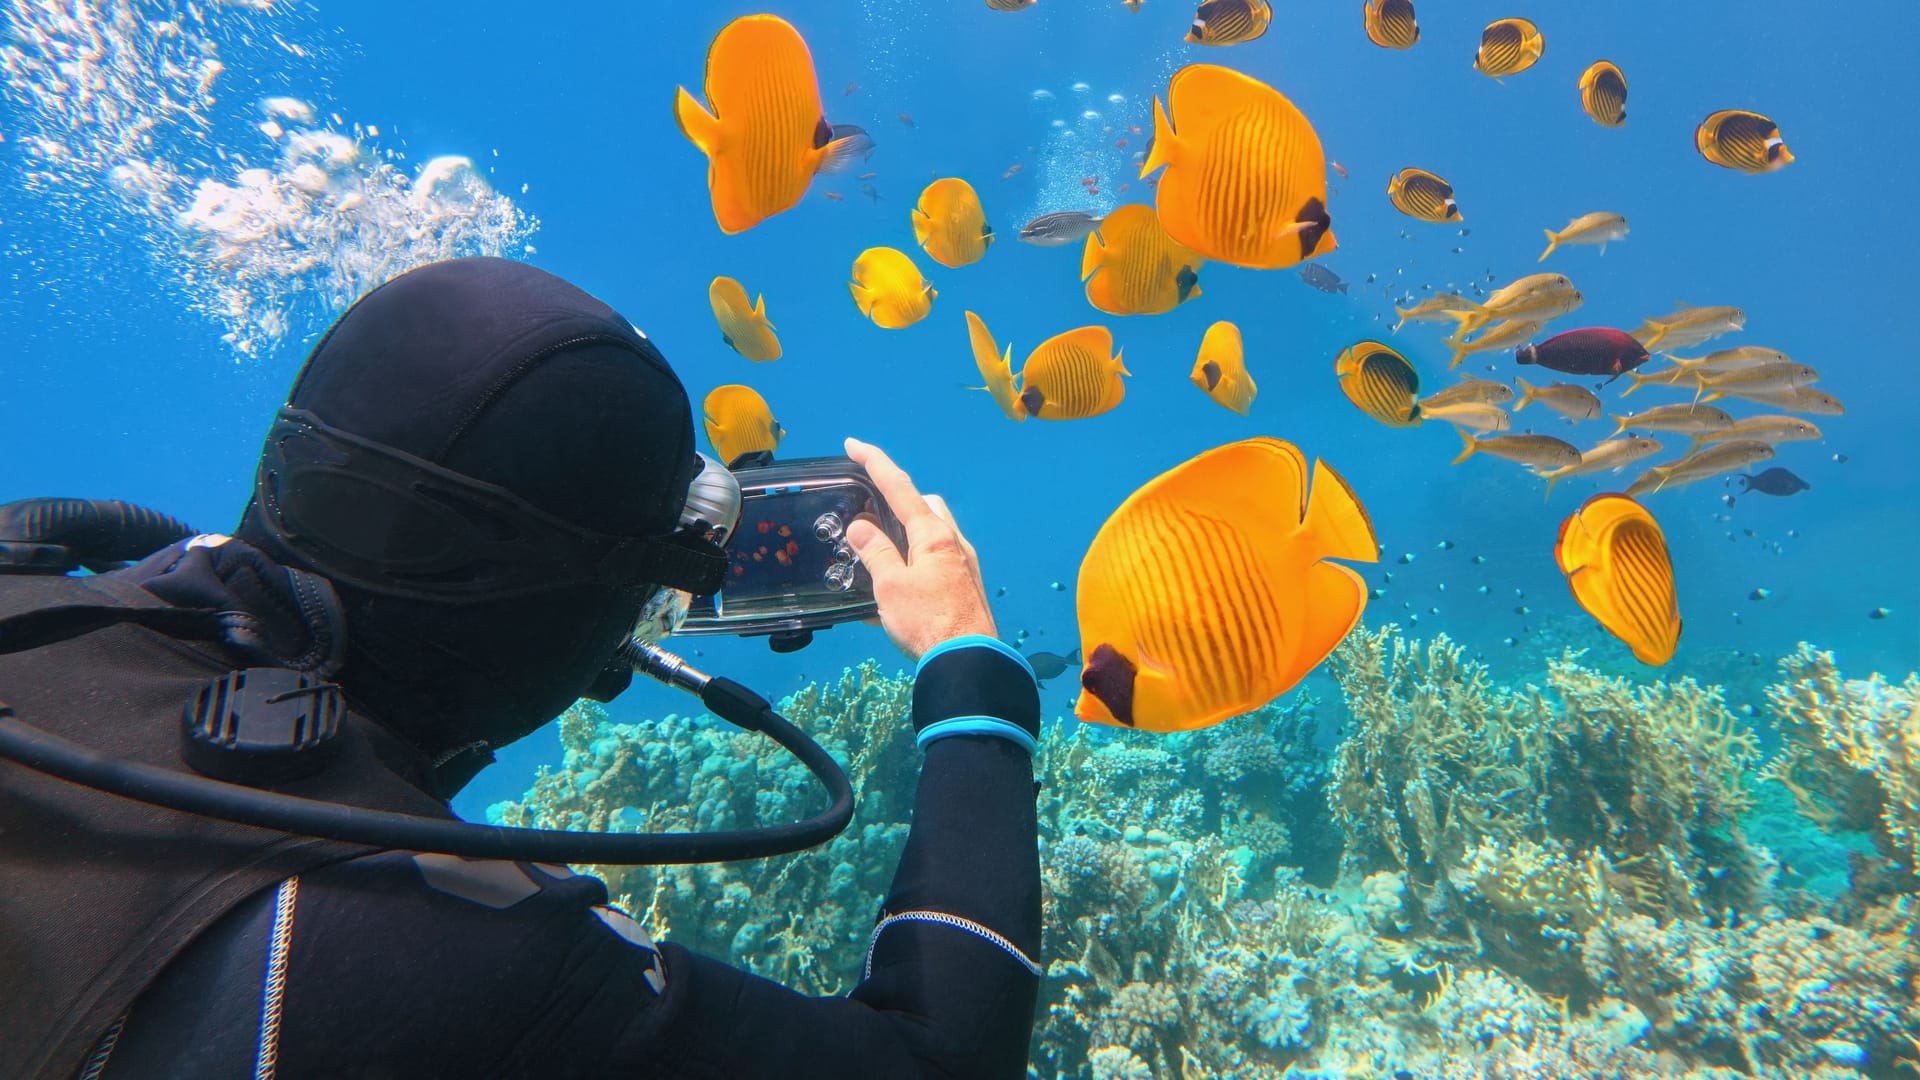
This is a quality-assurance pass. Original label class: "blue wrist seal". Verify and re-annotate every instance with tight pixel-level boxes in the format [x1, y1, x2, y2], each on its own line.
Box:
[910, 636, 1041, 755]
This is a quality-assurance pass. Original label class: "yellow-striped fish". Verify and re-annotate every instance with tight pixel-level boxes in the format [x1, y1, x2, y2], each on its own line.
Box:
[702, 385, 786, 467]
[963, 311, 1024, 422]
[708, 276, 782, 362]
[849, 246, 936, 329]
[1664, 346, 1791, 373]
[1335, 340, 1422, 427]
[913, 177, 995, 268]
[1688, 363, 1823, 405]
[1731, 386, 1844, 416]
[1533, 437, 1663, 499]
[1017, 326, 1129, 420]
[1539, 212, 1628, 262]
[1451, 431, 1579, 468]
[1624, 360, 1818, 401]
[1421, 401, 1510, 433]
[1421, 376, 1513, 409]
[1448, 317, 1542, 370]
[1143, 64, 1335, 269]
[1696, 110, 1793, 173]
[1689, 414, 1822, 451]
[1446, 274, 1580, 337]
[1075, 437, 1378, 731]
[1626, 441, 1774, 497]
[1186, 0, 1272, 45]
[1392, 293, 1477, 333]
[1555, 494, 1680, 665]
[1630, 303, 1745, 351]
[1608, 403, 1733, 437]
[1388, 168, 1461, 223]
[674, 15, 867, 234]
[1579, 61, 1627, 126]
[1513, 377, 1601, 420]
[1474, 18, 1543, 78]
[1190, 321, 1257, 415]
[1364, 0, 1419, 49]
[1081, 203, 1205, 316]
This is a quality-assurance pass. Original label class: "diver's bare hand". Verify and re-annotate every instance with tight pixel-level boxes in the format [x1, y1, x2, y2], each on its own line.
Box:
[843, 437, 995, 661]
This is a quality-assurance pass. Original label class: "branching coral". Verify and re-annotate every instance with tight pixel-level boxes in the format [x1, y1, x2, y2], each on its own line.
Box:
[1327, 627, 1555, 898]
[1542, 651, 1769, 921]
[1765, 644, 1920, 881]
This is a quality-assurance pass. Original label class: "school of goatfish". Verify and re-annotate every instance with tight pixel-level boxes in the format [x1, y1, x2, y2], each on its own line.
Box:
[675, 7, 1816, 731]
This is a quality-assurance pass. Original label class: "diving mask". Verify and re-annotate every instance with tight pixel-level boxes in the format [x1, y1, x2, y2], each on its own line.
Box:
[633, 452, 741, 644]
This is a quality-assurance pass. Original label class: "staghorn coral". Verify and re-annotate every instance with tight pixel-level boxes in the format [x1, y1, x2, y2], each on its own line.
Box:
[1764, 644, 1920, 882]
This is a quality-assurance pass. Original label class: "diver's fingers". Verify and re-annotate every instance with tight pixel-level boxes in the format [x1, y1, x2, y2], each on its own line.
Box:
[845, 437, 945, 550]
[923, 494, 981, 569]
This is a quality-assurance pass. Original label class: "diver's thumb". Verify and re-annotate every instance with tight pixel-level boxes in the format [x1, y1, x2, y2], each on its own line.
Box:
[846, 516, 905, 579]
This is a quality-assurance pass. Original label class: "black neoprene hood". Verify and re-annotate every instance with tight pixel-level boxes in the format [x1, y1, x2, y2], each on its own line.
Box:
[272, 256, 701, 543]
[234, 256, 706, 768]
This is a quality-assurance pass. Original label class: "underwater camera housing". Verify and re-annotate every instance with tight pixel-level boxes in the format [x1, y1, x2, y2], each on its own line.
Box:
[676, 455, 905, 645]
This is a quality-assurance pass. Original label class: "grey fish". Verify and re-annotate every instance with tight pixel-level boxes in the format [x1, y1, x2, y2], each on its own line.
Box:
[1018, 211, 1104, 246]
[1024, 648, 1081, 686]
[1736, 467, 1810, 497]
[825, 124, 876, 169]
[1299, 264, 1348, 294]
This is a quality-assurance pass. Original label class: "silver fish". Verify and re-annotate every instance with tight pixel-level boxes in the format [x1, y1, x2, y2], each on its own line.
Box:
[1018, 211, 1104, 246]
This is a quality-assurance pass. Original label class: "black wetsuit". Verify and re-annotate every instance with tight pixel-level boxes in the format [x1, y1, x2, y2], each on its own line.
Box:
[1, 542, 1042, 1079]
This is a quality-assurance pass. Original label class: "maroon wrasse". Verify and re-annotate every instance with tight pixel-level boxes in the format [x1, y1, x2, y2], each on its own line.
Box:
[1516, 327, 1649, 382]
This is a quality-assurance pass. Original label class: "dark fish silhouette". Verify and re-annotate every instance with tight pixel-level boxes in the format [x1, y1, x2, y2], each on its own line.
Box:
[1299, 264, 1348, 294]
[1736, 468, 1810, 497]
[1024, 648, 1082, 686]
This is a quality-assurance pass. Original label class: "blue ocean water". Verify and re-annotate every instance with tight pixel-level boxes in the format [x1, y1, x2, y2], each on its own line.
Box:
[6, 0, 1914, 813]
[4, 13, 1917, 1066]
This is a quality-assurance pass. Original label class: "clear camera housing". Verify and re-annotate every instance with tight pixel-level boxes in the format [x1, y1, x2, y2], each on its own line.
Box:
[674, 457, 906, 639]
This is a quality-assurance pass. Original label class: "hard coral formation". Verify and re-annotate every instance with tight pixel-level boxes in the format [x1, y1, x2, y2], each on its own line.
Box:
[1764, 644, 1920, 883]
[502, 628, 1920, 1077]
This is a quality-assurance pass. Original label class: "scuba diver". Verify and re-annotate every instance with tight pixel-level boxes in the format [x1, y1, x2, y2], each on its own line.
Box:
[0, 257, 1042, 1078]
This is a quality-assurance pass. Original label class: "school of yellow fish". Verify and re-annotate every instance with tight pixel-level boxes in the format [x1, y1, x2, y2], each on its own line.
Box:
[673, 8, 1810, 731]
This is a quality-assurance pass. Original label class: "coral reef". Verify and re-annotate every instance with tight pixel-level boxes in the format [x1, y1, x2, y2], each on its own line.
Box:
[499, 628, 1920, 1077]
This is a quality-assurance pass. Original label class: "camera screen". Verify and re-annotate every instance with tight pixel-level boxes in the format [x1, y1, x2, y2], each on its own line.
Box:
[680, 479, 879, 633]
